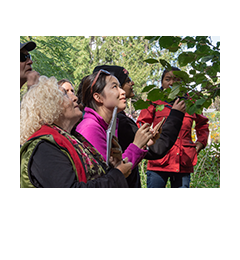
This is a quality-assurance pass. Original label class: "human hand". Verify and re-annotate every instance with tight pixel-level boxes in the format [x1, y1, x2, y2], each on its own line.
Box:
[133, 123, 153, 149]
[195, 141, 204, 154]
[172, 98, 186, 113]
[27, 71, 40, 89]
[115, 157, 132, 178]
[147, 130, 161, 147]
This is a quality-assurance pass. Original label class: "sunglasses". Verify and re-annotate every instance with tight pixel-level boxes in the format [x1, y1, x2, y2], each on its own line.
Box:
[91, 69, 111, 94]
[20, 52, 31, 62]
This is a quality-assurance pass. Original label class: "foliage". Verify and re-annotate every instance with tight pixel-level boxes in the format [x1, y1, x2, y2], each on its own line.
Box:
[134, 36, 220, 115]
[20, 36, 179, 105]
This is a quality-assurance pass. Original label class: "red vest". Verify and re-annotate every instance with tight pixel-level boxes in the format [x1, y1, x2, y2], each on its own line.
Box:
[29, 125, 87, 183]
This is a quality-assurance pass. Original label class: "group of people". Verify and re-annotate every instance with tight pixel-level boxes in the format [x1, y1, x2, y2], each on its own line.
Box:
[20, 40, 209, 188]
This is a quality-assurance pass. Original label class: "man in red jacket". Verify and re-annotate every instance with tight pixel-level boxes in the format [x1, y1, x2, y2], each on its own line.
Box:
[137, 67, 209, 188]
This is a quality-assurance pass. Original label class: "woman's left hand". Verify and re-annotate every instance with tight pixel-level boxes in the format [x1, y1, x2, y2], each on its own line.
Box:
[146, 128, 161, 147]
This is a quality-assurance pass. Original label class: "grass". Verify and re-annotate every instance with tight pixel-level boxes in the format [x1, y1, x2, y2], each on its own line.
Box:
[139, 142, 220, 188]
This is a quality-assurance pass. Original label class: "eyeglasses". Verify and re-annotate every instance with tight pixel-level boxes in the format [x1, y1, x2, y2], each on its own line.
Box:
[91, 69, 111, 94]
[20, 52, 31, 62]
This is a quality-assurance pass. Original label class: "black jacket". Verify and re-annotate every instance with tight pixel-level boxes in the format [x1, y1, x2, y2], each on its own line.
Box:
[29, 140, 128, 188]
[117, 109, 184, 187]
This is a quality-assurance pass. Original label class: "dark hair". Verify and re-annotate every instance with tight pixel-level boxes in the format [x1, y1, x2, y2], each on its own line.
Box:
[82, 71, 109, 111]
[161, 66, 181, 83]
[76, 75, 88, 105]
[57, 78, 73, 87]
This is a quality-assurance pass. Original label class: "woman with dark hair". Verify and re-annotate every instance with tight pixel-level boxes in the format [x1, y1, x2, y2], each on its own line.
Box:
[75, 70, 157, 171]
[137, 67, 210, 188]
[92, 65, 186, 187]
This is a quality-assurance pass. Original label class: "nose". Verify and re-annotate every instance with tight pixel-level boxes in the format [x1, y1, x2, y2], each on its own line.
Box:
[68, 91, 78, 103]
[72, 93, 78, 103]
[131, 81, 135, 86]
[169, 79, 174, 87]
[119, 87, 126, 97]
[26, 57, 33, 65]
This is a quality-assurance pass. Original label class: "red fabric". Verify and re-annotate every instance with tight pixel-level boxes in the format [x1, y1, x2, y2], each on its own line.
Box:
[29, 125, 87, 183]
[137, 100, 209, 173]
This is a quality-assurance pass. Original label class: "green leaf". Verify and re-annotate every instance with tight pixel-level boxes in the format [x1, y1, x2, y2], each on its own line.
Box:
[156, 104, 165, 112]
[195, 98, 206, 106]
[159, 36, 176, 48]
[178, 52, 196, 66]
[203, 98, 212, 108]
[159, 36, 181, 52]
[187, 104, 197, 115]
[159, 59, 172, 70]
[194, 73, 206, 85]
[168, 84, 180, 100]
[172, 71, 190, 83]
[200, 55, 214, 63]
[147, 89, 164, 101]
[142, 84, 156, 93]
[144, 58, 159, 64]
[189, 69, 196, 75]
[182, 36, 196, 48]
[133, 99, 150, 110]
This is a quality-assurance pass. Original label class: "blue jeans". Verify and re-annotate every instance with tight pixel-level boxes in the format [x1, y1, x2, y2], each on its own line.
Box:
[146, 170, 191, 188]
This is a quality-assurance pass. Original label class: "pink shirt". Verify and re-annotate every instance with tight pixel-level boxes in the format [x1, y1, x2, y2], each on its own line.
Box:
[76, 107, 147, 168]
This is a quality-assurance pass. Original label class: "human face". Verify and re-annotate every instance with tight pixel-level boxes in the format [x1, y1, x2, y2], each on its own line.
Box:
[20, 48, 33, 88]
[122, 77, 135, 98]
[98, 75, 126, 113]
[62, 81, 83, 119]
[162, 71, 180, 89]
[58, 86, 82, 132]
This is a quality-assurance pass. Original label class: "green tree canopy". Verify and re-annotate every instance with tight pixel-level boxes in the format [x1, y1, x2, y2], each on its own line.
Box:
[20, 36, 220, 115]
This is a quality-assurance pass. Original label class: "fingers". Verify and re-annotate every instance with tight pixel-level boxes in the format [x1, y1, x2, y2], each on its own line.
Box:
[172, 98, 186, 113]
[116, 157, 132, 178]
[111, 136, 119, 148]
[173, 97, 180, 106]
[138, 123, 150, 131]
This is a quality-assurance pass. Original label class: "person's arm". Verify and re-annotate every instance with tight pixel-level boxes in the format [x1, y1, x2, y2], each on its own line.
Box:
[194, 113, 210, 153]
[145, 109, 184, 159]
[29, 141, 128, 188]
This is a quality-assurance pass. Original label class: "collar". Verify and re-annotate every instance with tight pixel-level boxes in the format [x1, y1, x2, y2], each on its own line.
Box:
[83, 107, 109, 130]
[83, 107, 119, 136]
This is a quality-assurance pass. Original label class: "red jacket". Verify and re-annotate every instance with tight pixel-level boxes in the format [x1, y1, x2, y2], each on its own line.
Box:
[137, 100, 209, 173]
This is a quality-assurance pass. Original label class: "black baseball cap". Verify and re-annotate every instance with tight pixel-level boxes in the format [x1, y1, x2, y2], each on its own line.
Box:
[20, 41, 36, 51]
[93, 65, 129, 86]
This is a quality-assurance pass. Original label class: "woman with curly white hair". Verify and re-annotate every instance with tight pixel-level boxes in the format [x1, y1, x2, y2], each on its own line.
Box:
[20, 75, 132, 188]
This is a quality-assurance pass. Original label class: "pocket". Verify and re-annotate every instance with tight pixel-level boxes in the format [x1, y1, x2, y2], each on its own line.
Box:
[157, 152, 170, 166]
[181, 142, 198, 167]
